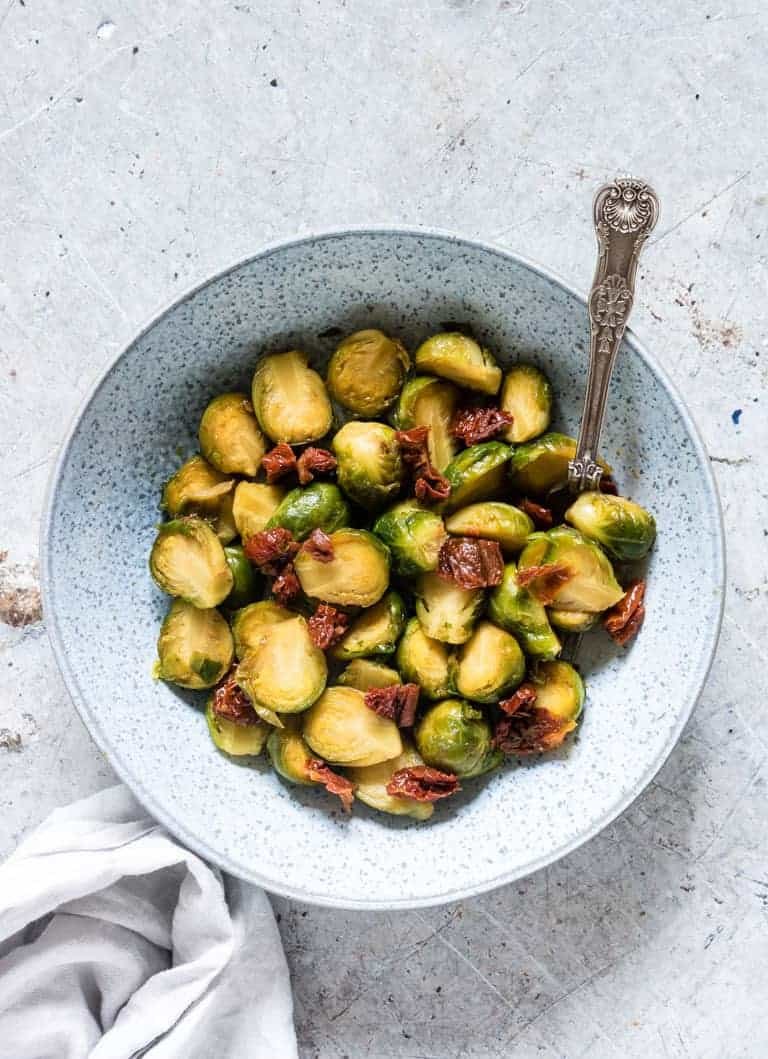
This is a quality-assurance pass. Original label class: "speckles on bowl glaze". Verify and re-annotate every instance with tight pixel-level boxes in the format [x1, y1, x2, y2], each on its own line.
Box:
[43, 230, 724, 909]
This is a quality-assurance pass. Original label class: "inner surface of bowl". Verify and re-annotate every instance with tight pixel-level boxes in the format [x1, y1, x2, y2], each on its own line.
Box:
[43, 230, 723, 908]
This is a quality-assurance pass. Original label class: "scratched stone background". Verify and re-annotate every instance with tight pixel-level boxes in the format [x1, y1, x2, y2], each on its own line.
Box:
[1, 1, 766, 1056]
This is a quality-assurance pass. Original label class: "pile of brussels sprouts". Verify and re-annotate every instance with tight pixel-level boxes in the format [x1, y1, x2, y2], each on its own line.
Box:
[149, 328, 656, 820]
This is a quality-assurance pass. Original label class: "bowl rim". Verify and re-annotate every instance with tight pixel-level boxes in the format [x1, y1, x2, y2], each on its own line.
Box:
[40, 225, 726, 909]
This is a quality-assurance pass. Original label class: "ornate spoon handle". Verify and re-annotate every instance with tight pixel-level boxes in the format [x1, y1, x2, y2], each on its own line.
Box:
[568, 178, 660, 492]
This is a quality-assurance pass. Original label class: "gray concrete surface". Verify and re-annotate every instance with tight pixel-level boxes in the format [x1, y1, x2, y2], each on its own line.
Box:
[1, 1, 766, 1056]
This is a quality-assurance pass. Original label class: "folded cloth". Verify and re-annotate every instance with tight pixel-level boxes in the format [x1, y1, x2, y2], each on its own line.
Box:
[0, 785, 298, 1059]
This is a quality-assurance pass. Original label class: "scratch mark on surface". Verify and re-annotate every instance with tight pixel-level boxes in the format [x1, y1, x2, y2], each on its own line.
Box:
[653, 172, 750, 246]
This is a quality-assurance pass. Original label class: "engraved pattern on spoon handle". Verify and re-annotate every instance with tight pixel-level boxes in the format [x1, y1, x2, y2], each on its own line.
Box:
[568, 178, 660, 492]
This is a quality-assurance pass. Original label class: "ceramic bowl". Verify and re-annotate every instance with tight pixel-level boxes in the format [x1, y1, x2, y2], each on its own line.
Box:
[42, 229, 724, 909]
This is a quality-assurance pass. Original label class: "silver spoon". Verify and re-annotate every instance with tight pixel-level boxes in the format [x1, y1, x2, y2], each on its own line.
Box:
[558, 177, 660, 657]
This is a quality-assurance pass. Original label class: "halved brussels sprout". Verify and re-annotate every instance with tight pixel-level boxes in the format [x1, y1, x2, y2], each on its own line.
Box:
[231, 600, 293, 659]
[206, 697, 269, 756]
[509, 434, 611, 495]
[445, 502, 533, 554]
[162, 455, 234, 518]
[499, 364, 552, 443]
[414, 571, 484, 645]
[332, 421, 403, 509]
[232, 482, 286, 540]
[372, 500, 447, 576]
[214, 490, 238, 544]
[331, 591, 406, 661]
[415, 699, 501, 778]
[452, 620, 525, 704]
[395, 617, 453, 700]
[518, 526, 624, 613]
[487, 562, 561, 660]
[303, 685, 402, 766]
[295, 528, 390, 607]
[393, 376, 460, 471]
[267, 722, 319, 785]
[156, 599, 233, 689]
[252, 350, 333, 444]
[338, 658, 402, 691]
[565, 492, 656, 561]
[441, 442, 513, 514]
[326, 329, 410, 416]
[548, 608, 598, 633]
[414, 333, 502, 395]
[198, 392, 267, 477]
[347, 745, 435, 820]
[530, 659, 585, 726]
[150, 517, 234, 608]
[236, 616, 327, 720]
[223, 545, 259, 609]
[266, 482, 351, 540]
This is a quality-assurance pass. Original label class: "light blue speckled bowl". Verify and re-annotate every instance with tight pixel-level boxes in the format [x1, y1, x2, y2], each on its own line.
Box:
[41, 229, 725, 909]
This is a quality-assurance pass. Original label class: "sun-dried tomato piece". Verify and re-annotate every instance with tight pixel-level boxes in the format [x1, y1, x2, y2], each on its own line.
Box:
[261, 442, 298, 483]
[493, 707, 574, 755]
[272, 565, 301, 604]
[516, 562, 572, 604]
[452, 406, 513, 445]
[212, 671, 258, 725]
[498, 683, 537, 717]
[363, 683, 420, 727]
[599, 476, 619, 496]
[519, 497, 554, 529]
[308, 603, 349, 649]
[302, 528, 334, 563]
[296, 446, 337, 486]
[306, 759, 356, 812]
[437, 537, 504, 590]
[415, 471, 451, 503]
[386, 765, 460, 802]
[243, 527, 300, 574]
[604, 578, 646, 646]
[395, 426, 431, 469]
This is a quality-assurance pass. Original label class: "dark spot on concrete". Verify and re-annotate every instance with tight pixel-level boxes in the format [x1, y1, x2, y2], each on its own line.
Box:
[8, 370, 16, 380]
[133, 45, 139, 54]
[695, 93, 699, 100]
[75, 96, 83, 103]
[269, 77, 278, 87]
[0, 730, 23, 752]
[731, 408, 742, 425]
[0, 556, 42, 627]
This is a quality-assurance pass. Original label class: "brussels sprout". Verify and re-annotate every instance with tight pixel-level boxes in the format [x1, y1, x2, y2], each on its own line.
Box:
[232, 482, 286, 540]
[332, 421, 404, 509]
[214, 490, 238, 544]
[327, 329, 410, 416]
[509, 434, 611, 495]
[547, 608, 598, 633]
[415, 699, 501, 778]
[266, 482, 351, 540]
[303, 686, 403, 766]
[231, 600, 293, 659]
[347, 746, 435, 820]
[452, 620, 525, 704]
[414, 333, 501, 395]
[162, 455, 234, 518]
[444, 502, 534, 554]
[530, 659, 585, 726]
[518, 526, 624, 613]
[206, 697, 269, 756]
[565, 492, 656, 561]
[267, 722, 320, 785]
[236, 615, 327, 721]
[395, 617, 453, 700]
[156, 599, 233, 689]
[252, 350, 333, 444]
[499, 364, 552, 443]
[198, 392, 267, 477]
[295, 528, 390, 607]
[372, 500, 447, 576]
[393, 375, 460, 471]
[149, 517, 234, 608]
[331, 591, 406, 661]
[414, 571, 484, 645]
[487, 562, 561, 660]
[337, 659, 402, 691]
[223, 545, 259, 609]
[441, 442, 513, 514]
